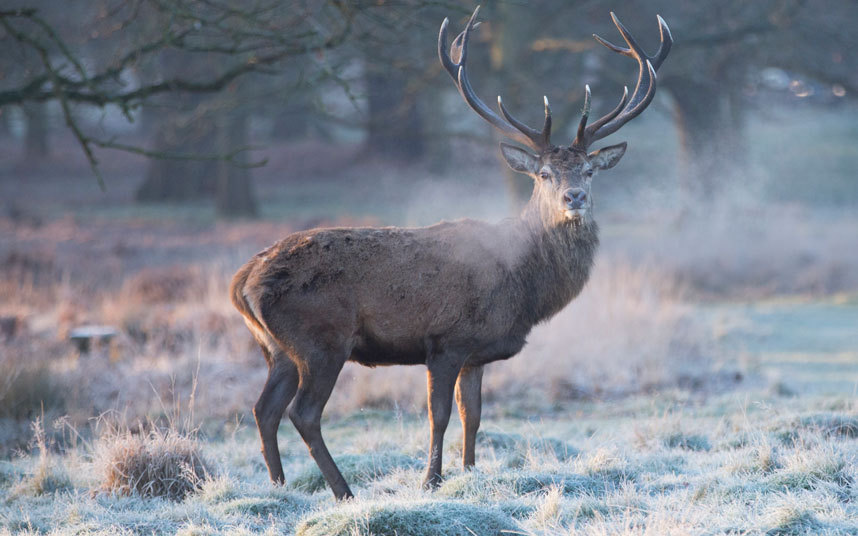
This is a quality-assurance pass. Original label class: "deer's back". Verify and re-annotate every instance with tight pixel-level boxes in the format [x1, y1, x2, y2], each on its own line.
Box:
[235, 220, 530, 366]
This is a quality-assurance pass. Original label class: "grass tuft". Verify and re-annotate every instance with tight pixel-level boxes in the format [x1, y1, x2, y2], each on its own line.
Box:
[290, 452, 420, 493]
[295, 499, 520, 536]
[663, 432, 711, 452]
[218, 496, 304, 517]
[95, 426, 213, 500]
[764, 504, 824, 536]
[770, 446, 852, 491]
[797, 413, 858, 438]
[439, 469, 604, 499]
[469, 430, 579, 469]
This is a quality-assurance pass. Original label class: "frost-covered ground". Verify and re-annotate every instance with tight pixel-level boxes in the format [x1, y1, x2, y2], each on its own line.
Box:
[2, 392, 858, 535]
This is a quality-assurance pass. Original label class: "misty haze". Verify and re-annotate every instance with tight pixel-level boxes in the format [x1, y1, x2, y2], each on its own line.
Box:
[1, 1, 857, 534]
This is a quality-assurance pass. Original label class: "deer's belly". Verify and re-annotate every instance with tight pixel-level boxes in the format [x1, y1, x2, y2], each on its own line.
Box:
[347, 324, 528, 368]
[464, 334, 528, 367]
[349, 333, 426, 367]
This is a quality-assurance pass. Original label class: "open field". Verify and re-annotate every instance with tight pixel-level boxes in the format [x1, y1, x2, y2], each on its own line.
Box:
[2, 203, 856, 534]
[2, 103, 858, 534]
[2, 391, 858, 535]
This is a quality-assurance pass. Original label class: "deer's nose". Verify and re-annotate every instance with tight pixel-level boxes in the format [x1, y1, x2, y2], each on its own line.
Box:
[563, 188, 588, 209]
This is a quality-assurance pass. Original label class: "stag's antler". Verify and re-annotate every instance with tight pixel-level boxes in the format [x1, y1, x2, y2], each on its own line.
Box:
[439, 6, 552, 153]
[572, 13, 672, 150]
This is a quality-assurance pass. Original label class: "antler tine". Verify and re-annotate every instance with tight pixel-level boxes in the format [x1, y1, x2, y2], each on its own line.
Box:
[652, 15, 673, 69]
[575, 85, 592, 148]
[497, 97, 541, 141]
[439, 8, 479, 82]
[497, 95, 552, 148]
[588, 60, 657, 143]
[572, 14, 671, 149]
[439, 6, 551, 152]
[438, 9, 476, 82]
[599, 13, 648, 59]
[541, 96, 552, 147]
[582, 85, 628, 140]
[594, 13, 673, 70]
[451, 8, 479, 66]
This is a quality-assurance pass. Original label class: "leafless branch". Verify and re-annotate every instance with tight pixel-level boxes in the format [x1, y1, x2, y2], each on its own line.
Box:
[0, 0, 363, 184]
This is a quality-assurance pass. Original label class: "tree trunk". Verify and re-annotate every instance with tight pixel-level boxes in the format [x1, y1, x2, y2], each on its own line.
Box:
[135, 108, 218, 202]
[271, 88, 312, 141]
[422, 86, 450, 174]
[365, 66, 423, 160]
[136, 105, 257, 218]
[23, 103, 49, 159]
[493, 2, 537, 211]
[215, 111, 258, 218]
[135, 44, 258, 216]
[666, 76, 746, 204]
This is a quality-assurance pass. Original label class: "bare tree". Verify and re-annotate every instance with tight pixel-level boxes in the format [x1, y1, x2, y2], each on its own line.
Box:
[468, 1, 858, 205]
[0, 1, 402, 215]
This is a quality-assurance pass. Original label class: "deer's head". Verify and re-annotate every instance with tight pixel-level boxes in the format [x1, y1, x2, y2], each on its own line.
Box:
[499, 141, 626, 225]
[440, 7, 672, 227]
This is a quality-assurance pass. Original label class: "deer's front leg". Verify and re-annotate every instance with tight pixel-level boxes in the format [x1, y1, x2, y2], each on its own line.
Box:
[455, 365, 483, 469]
[422, 356, 461, 489]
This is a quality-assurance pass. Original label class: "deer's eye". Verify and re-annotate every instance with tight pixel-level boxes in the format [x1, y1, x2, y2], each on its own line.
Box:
[585, 169, 594, 177]
[539, 171, 551, 180]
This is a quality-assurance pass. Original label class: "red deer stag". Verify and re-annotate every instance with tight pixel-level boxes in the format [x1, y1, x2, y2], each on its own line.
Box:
[231, 7, 672, 500]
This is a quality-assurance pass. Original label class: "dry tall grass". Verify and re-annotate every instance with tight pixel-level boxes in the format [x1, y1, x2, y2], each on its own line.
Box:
[8, 418, 72, 497]
[493, 261, 716, 399]
[94, 425, 212, 500]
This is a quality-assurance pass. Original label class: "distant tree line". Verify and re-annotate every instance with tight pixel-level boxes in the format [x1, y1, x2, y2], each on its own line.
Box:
[1, 0, 856, 216]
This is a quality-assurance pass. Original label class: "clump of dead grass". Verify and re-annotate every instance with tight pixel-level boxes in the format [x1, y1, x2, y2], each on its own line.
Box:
[94, 423, 213, 500]
[118, 265, 208, 305]
[450, 430, 577, 470]
[93, 375, 214, 502]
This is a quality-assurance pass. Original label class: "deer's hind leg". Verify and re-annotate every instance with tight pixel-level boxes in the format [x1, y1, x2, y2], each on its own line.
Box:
[252, 334, 299, 484]
[286, 345, 353, 500]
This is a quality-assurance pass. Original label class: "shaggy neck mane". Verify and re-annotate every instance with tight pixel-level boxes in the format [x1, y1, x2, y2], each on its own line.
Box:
[506, 183, 599, 328]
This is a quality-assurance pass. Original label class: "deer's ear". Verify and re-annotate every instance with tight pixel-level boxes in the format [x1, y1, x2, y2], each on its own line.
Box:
[588, 142, 627, 170]
[500, 143, 539, 174]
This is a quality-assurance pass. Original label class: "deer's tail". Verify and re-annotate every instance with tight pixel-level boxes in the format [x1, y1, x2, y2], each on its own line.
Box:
[230, 259, 267, 334]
